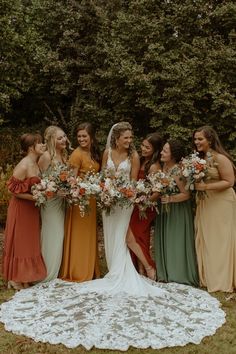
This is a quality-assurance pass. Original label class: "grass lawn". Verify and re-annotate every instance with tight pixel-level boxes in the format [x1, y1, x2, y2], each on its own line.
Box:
[0, 229, 236, 354]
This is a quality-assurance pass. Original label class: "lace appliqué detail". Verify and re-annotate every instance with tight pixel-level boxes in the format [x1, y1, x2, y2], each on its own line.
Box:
[0, 280, 225, 350]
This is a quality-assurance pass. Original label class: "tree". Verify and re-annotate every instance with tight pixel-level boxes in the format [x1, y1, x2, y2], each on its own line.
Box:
[1, 0, 235, 157]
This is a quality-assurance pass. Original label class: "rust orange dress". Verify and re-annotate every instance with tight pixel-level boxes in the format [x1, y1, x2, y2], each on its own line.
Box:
[60, 148, 100, 282]
[2, 176, 46, 282]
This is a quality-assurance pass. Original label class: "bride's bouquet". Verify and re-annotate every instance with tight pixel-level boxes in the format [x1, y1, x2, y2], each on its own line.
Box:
[97, 169, 135, 215]
[180, 152, 208, 199]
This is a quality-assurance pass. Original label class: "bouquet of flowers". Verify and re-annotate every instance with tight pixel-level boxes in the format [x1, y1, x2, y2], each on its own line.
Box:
[147, 171, 179, 212]
[132, 179, 158, 219]
[31, 163, 74, 207]
[148, 171, 178, 195]
[67, 172, 102, 216]
[180, 152, 208, 199]
[31, 176, 57, 207]
[96, 169, 135, 215]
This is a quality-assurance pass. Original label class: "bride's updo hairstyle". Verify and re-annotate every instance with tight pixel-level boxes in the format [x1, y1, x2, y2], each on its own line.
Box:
[44, 125, 68, 164]
[20, 133, 43, 156]
[110, 121, 135, 157]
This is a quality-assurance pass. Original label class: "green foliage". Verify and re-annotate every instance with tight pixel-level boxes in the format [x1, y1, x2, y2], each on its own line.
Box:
[0, 164, 13, 224]
[0, 0, 235, 157]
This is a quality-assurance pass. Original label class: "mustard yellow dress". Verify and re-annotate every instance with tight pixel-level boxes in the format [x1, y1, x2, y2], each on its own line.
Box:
[60, 147, 100, 282]
[195, 163, 236, 292]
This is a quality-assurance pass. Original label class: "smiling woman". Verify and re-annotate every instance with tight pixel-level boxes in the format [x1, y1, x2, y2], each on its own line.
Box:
[193, 126, 236, 292]
[59, 122, 101, 282]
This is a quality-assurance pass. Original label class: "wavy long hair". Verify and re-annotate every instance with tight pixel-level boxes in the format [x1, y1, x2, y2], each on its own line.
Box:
[77, 122, 101, 164]
[193, 126, 236, 172]
[44, 125, 68, 165]
[140, 132, 163, 176]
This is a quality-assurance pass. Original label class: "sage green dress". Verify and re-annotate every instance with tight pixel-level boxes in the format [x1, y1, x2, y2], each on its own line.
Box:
[154, 166, 199, 287]
[40, 165, 66, 282]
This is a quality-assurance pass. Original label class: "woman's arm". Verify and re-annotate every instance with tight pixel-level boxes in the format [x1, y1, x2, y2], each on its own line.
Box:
[195, 154, 235, 192]
[12, 162, 34, 201]
[130, 151, 140, 181]
[161, 175, 190, 204]
[38, 152, 51, 172]
[149, 162, 161, 202]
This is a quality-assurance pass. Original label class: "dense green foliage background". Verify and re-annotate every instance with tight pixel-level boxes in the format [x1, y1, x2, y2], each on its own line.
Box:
[0, 0, 235, 158]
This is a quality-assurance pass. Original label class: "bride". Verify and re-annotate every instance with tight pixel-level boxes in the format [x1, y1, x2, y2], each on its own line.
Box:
[0, 122, 225, 351]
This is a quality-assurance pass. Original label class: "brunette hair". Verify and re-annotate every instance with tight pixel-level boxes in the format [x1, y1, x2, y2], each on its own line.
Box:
[141, 132, 163, 176]
[193, 126, 233, 159]
[77, 122, 101, 163]
[20, 133, 42, 155]
[44, 125, 68, 164]
[193, 125, 236, 174]
[110, 121, 135, 156]
[167, 139, 186, 163]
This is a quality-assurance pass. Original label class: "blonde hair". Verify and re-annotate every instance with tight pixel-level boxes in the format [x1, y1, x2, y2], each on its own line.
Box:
[44, 125, 68, 165]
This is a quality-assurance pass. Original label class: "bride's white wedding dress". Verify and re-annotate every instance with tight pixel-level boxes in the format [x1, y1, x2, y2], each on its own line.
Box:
[0, 152, 225, 350]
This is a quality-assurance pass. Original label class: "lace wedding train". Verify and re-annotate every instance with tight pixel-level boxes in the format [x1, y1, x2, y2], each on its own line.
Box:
[0, 279, 225, 350]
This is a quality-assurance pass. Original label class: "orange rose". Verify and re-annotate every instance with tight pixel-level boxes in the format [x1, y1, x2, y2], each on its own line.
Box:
[79, 188, 86, 195]
[59, 171, 68, 181]
[46, 191, 54, 198]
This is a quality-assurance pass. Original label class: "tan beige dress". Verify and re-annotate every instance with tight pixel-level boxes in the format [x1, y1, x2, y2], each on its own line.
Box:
[195, 164, 236, 292]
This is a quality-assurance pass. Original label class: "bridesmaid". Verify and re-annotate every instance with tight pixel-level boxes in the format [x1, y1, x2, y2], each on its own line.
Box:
[154, 139, 199, 286]
[60, 122, 101, 282]
[2, 133, 46, 289]
[38, 125, 68, 282]
[126, 132, 163, 281]
[194, 126, 236, 292]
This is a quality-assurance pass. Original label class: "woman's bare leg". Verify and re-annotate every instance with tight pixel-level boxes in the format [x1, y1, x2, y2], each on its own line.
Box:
[126, 227, 156, 280]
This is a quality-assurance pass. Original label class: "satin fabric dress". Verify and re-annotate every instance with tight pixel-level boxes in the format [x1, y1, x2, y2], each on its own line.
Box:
[60, 147, 100, 282]
[195, 163, 236, 292]
[40, 167, 66, 282]
[129, 169, 156, 270]
[2, 176, 46, 282]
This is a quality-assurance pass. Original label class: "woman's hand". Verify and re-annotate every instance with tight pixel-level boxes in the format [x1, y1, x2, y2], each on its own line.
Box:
[161, 195, 171, 204]
[57, 190, 67, 198]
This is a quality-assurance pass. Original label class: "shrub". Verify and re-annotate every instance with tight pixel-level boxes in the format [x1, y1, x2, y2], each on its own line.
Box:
[0, 164, 13, 225]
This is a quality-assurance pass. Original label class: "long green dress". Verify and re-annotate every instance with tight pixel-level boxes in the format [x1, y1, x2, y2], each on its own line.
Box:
[154, 166, 199, 287]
